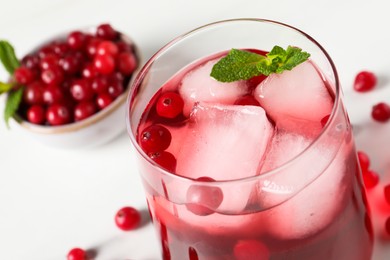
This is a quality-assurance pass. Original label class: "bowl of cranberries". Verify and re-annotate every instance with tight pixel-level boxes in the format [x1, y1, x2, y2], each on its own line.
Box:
[3, 23, 140, 148]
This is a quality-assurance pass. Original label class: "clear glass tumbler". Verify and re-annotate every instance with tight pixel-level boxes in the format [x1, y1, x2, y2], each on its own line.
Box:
[126, 19, 373, 260]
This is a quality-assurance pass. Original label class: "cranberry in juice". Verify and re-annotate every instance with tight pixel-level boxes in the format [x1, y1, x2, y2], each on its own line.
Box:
[134, 50, 373, 260]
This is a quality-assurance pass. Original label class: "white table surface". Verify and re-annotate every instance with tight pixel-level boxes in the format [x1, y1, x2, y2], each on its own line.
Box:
[1, 0, 390, 259]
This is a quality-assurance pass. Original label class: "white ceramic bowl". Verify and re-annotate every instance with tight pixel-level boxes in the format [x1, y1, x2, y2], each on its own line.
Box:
[9, 26, 141, 149]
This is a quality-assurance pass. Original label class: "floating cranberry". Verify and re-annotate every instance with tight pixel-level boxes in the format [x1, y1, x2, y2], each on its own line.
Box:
[156, 92, 184, 119]
[67, 248, 87, 260]
[385, 217, 390, 236]
[96, 93, 113, 110]
[115, 207, 141, 231]
[23, 81, 44, 105]
[96, 23, 117, 40]
[97, 41, 119, 57]
[14, 67, 35, 85]
[234, 240, 270, 260]
[94, 54, 115, 75]
[70, 79, 94, 102]
[117, 52, 137, 76]
[354, 71, 377, 92]
[148, 151, 177, 172]
[321, 114, 331, 127]
[188, 247, 199, 260]
[41, 67, 64, 86]
[384, 185, 390, 204]
[46, 104, 71, 125]
[363, 170, 379, 189]
[186, 177, 223, 216]
[67, 31, 87, 50]
[27, 105, 46, 124]
[234, 95, 260, 106]
[357, 151, 370, 173]
[74, 101, 97, 121]
[43, 85, 64, 105]
[140, 124, 171, 153]
[371, 102, 390, 122]
[247, 74, 267, 90]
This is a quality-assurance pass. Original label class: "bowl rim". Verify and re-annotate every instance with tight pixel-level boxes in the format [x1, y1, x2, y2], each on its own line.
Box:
[11, 26, 142, 134]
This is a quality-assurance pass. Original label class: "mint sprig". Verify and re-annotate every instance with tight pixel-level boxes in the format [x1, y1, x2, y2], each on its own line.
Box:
[0, 40, 20, 75]
[4, 88, 23, 127]
[210, 46, 310, 82]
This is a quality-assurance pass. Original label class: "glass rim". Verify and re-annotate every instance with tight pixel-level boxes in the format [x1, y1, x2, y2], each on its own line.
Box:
[126, 18, 341, 185]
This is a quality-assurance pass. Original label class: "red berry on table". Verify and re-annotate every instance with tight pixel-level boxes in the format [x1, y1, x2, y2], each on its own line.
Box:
[117, 52, 137, 76]
[27, 105, 46, 124]
[384, 185, 390, 204]
[234, 240, 270, 260]
[74, 101, 97, 121]
[362, 169, 379, 189]
[371, 102, 390, 122]
[140, 124, 172, 153]
[43, 85, 64, 105]
[96, 23, 118, 40]
[67, 31, 87, 50]
[41, 67, 64, 86]
[96, 93, 113, 110]
[97, 41, 119, 57]
[115, 207, 141, 231]
[357, 151, 370, 173]
[70, 79, 94, 102]
[148, 151, 177, 172]
[46, 104, 71, 126]
[353, 71, 377, 92]
[67, 247, 87, 260]
[186, 176, 223, 216]
[23, 81, 44, 105]
[94, 55, 115, 75]
[156, 92, 184, 119]
[14, 67, 35, 85]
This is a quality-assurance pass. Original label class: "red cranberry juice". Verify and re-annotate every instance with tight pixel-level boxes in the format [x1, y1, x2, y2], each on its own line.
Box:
[136, 50, 373, 259]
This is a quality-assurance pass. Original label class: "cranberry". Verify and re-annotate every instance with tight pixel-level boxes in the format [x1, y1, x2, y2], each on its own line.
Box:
[385, 217, 390, 236]
[67, 31, 87, 50]
[363, 170, 379, 189]
[186, 177, 223, 216]
[148, 151, 177, 172]
[156, 92, 184, 119]
[247, 74, 267, 90]
[107, 78, 124, 98]
[43, 85, 64, 105]
[97, 41, 119, 57]
[91, 76, 109, 94]
[116, 41, 132, 53]
[41, 67, 64, 86]
[94, 55, 115, 75]
[354, 71, 377, 92]
[117, 52, 137, 76]
[53, 42, 70, 56]
[38, 45, 55, 59]
[384, 185, 390, 204]
[234, 95, 260, 106]
[74, 101, 97, 121]
[115, 207, 141, 231]
[234, 240, 270, 260]
[140, 125, 172, 153]
[14, 67, 35, 85]
[21, 54, 40, 70]
[321, 114, 331, 127]
[70, 79, 94, 102]
[371, 102, 390, 122]
[67, 248, 87, 260]
[23, 81, 44, 105]
[96, 93, 113, 109]
[82, 63, 98, 79]
[60, 55, 81, 75]
[96, 23, 118, 40]
[27, 105, 46, 124]
[86, 37, 102, 57]
[40, 54, 59, 70]
[357, 151, 370, 173]
[46, 104, 72, 125]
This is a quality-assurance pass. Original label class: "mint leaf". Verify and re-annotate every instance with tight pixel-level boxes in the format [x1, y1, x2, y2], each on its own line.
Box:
[0, 40, 20, 75]
[4, 88, 23, 128]
[210, 46, 310, 82]
[0, 81, 13, 94]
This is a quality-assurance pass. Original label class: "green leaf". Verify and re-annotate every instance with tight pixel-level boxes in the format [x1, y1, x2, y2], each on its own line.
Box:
[210, 46, 310, 82]
[4, 87, 23, 128]
[0, 81, 13, 94]
[0, 40, 20, 75]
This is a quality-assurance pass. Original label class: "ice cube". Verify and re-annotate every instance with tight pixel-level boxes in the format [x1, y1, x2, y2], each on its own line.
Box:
[179, 59, 248, 116]
[254, 61, 333, 137]
[176, 102, 274, 211]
